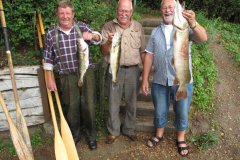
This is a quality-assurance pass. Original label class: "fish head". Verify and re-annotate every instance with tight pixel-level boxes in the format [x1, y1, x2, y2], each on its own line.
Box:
[77, 38, 88, 54]
[173, 0, 189, 30]
[112, 32, 122, 45]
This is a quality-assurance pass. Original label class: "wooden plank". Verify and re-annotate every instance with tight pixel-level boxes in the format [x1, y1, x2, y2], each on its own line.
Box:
[1, 66, 40, 75]
[0, 106, 44, 121]
[0, 65, 48, 131]
[0, 115, 45, 131]
[0, 88, 42, 111]
[0, 75, 40, 91]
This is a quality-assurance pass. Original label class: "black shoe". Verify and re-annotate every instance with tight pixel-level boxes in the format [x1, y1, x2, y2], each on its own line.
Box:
[74, 138, 80, 145]
[88, 140, 97, 150]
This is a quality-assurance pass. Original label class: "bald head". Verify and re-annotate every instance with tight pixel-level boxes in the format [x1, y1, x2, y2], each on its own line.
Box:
[117, 0, 133, 11]
[161, 0, 175, 8]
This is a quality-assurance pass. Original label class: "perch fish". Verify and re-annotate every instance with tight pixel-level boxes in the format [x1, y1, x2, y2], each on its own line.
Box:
[78, 38, 89, 87]
[110, 32, 121, 83]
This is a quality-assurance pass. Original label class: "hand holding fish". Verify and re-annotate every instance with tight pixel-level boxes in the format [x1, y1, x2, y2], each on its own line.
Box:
[107, 32, 115, 44]
[182, 10, 196, 28]
[182, 9, 208, 42]
[83, 32, 100, 41]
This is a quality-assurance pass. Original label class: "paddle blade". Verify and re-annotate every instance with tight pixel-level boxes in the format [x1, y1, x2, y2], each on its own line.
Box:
[0, 92, 34, 160]
[55, 131, 69, 160]
[61, 118, 79, 160]
[15, 103, 33, 155]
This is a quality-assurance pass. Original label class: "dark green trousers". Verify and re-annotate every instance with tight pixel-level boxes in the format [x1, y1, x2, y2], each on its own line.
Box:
[59, 68, 96, 142]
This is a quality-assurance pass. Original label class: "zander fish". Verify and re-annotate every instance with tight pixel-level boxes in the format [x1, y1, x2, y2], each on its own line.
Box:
[78, 38, 89, 87]
[173, 0, 191, 100]
[110, 32, 121, 83]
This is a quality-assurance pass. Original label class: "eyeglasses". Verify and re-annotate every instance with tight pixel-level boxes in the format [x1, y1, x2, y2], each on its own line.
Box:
[118, 9, 132, 14]
[162, 6, 174, 11]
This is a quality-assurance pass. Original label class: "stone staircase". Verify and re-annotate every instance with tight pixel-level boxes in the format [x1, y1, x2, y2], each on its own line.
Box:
[120, 18, 175, 133]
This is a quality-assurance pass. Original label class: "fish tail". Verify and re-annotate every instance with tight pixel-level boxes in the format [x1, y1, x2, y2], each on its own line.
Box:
[176, 85, 188, 101]
[78, 79, 83, 87]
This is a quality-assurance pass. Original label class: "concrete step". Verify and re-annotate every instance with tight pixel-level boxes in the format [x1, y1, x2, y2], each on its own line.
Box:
[135, 115, 175, 133]
[143, 26, 155, 35]
[139, 18, 162, 27]
[145, 35, 150, 44]
[138, 89, 152, 101]
[120, 101, 174, 116]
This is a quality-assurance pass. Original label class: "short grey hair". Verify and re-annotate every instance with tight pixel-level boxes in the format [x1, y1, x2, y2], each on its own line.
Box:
[56, 0, 75, 13]
[117, 0, 133, 10]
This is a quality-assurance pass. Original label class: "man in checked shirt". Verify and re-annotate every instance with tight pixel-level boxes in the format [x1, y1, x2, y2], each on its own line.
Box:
[43, 0, 102, 150]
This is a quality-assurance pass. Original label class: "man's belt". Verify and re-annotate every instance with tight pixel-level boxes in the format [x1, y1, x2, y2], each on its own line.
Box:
[120, 64, 138, 69]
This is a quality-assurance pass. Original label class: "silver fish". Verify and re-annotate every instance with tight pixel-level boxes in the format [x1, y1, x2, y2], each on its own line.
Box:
[173, 0, 191, 100]
[78, 38, 89, 87]
[110, 32, 121, 83]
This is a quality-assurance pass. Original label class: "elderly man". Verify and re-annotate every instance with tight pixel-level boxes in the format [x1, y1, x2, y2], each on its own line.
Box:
[101, 0, 146, 144]
[43, 0, 102, 150]
[141, 0, 207, 156]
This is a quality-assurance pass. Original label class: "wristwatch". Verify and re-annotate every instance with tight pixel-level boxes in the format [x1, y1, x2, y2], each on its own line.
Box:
[191, 21, 199, 30]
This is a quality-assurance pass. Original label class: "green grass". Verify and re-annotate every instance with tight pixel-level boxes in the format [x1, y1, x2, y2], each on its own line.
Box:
[189, 131, 220, 150]
[31, 129, 44, 147]
[0, 139, 4, 151]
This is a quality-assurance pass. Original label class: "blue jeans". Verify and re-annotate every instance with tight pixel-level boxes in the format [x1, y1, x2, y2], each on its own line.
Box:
[151, 83, 193, 131]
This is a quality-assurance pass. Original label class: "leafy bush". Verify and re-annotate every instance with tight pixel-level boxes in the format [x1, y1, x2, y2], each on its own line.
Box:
[215, 21, 240, 64]
[0, 0, 117, 64]
[185, 0, 240, 23]
[139, 0, 240, 23]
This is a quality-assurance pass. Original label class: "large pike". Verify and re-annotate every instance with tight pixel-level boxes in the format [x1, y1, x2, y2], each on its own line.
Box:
[110, 32, 121, 83]
[78, 38, 89, 87]
[173, 0, 191, 100]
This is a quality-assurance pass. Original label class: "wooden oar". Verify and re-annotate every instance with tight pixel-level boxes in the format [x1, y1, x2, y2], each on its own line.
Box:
[0, 91, 34, 160]
[0, 0, 33, 155]
[43, 69, 69, 160]
[52, 72, 79, 160]
[37, 11, 45, 35]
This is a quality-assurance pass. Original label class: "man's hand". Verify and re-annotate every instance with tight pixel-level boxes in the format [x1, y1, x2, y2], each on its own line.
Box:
[182, 10, 196, 28]
[82, 32, 94, 41]
[105, 32, 115, 45]
[46, 71, 57, 91]
[141, 80, 150, 96]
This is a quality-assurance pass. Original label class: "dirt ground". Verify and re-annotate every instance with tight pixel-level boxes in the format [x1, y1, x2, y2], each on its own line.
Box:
[1, 35, 240, 160]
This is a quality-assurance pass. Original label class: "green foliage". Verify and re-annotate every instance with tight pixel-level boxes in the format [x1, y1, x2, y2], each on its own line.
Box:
[185, 0, 240, 23]
[0, 0, 117, 64]
[6, 142, 16, 154]
[139, 0, 240, 23]
[215, 21, 240, 64]
[189, 131, 219, 150]
[192, 44, 217, 111]
[134, 0, 161, 16]
[192, 12, 217, 111]
[31, 129, 44, 147]
[0, 139, 4, 151]
[139, 0, 161, 10]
